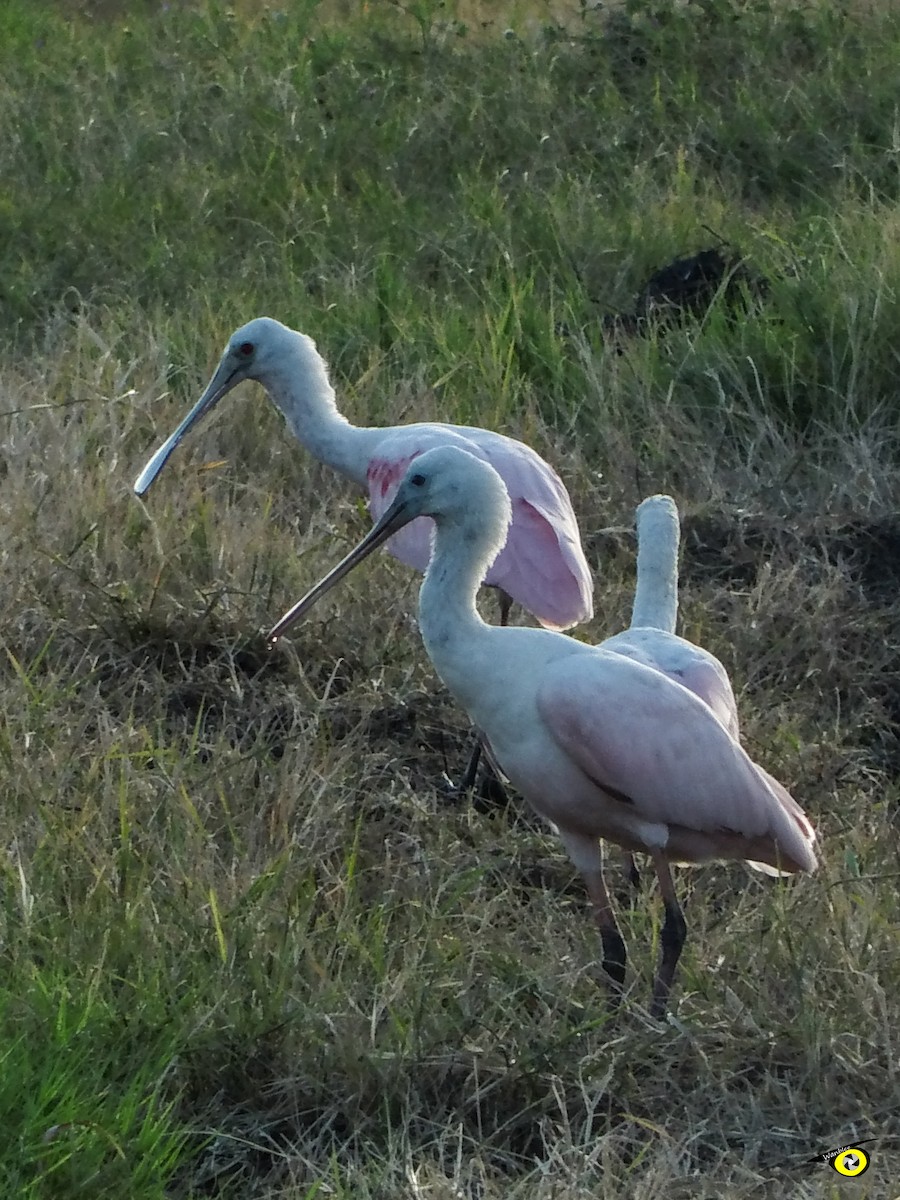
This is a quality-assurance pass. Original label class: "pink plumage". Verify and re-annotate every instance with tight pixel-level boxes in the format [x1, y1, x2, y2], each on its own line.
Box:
[365, 425, 592, 630]
[134, 317, 593, 632]
[536, 654, 815, 875]
[266, 447, 817, 1018]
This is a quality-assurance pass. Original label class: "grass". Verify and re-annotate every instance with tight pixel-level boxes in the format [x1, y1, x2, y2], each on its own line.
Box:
[1, 0, 900, 1194]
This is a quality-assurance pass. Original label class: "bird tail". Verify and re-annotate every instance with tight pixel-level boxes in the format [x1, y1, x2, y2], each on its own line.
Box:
[751, 765, 818, 875]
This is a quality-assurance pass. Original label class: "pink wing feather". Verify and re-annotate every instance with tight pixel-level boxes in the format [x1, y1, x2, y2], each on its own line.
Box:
[601, 628, 740, 738]
[536, 651, 816, 871]
[365, 424, 593, 629]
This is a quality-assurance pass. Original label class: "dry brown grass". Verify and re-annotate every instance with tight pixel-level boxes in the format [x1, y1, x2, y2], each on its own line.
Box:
[5, 0, 900, 1187]
[2, 309, 899, 1196]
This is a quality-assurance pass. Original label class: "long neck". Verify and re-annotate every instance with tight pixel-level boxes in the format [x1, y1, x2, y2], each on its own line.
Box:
[262, 354, 382, 486]
[630, 497, 680, 633]
[417, 511, 505, 692]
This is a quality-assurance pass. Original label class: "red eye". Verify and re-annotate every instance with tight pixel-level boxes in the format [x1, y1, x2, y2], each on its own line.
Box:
[238, 341, 254, 357]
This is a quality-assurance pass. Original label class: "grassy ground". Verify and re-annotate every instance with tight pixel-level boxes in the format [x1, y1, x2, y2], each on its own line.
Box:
[1, 0, 899, 1195]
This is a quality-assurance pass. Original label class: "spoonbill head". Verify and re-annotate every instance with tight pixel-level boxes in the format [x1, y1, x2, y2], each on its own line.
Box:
[134, 317, 593, 633]
[134, 319, 324, 497]
[269, 446, 817, 1018]
[630, 494, 679, 633]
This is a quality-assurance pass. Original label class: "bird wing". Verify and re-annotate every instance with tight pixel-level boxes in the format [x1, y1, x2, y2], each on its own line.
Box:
[458, 429, 593, 629]
[364, 427, 467, 573]
[536, 650, 799, 842]
[601, 629, 740, 738]
[367, 425, 593, 629]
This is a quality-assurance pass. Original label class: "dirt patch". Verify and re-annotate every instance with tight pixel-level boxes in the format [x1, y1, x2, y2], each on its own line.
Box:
[601, 244, 769, 346]
[682, 510, 900, 603]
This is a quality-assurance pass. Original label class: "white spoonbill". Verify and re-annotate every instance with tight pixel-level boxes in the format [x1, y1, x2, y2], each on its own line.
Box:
[267, 447, 817, 1018]
[601, 494, 740, 890]
[603, 494, 738, 738]
[133, 317, 593, 631]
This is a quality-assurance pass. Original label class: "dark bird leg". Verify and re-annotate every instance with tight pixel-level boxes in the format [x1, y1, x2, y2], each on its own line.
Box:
[625, 852, 641, 893]
[583, 861, 627, 1003]
[497, 588, 513, 628]
[648, 852, 687, 1019]
[443, 729, 508, 802]
[456, 739, 483, 794]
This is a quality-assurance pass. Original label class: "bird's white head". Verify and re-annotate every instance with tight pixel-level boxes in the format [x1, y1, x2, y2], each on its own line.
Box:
[635, 494, 679, 540]
[388, 444, 513, 533]
[216, 317, 323, 391]
[133, 317, 327, 496]
[267, 446, 513, 644]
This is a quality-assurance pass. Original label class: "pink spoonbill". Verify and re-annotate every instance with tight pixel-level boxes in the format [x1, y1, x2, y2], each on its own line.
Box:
[602, 493, 741, 890]
[133, 317, 593, 632]
[267, 447, 817, 1017]
[603, 494, 738, 739]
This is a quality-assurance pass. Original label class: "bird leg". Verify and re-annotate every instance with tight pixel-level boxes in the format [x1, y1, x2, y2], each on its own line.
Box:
[443, 729, 509, 804]
[625, 852, 641, 893]
[648, 852, 687, 1019]
[582, 864, 627, 1002]
[497, 588, 513, 628]
[456, 736, 483, 794]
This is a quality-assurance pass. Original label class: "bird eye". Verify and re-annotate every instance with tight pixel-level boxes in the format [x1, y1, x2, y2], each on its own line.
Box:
[237, 341, 254, 357]
[410, 473, 426, 487]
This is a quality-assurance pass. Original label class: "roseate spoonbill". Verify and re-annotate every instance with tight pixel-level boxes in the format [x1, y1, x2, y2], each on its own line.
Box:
[133, 317, 593, 632]
[603, 494, 738, 738]
[601, 494, 740, 890]
[267, 447, 817, 1018]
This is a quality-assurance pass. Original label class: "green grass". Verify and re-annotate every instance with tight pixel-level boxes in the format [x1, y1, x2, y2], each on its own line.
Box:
[1, 0, 900, 1195]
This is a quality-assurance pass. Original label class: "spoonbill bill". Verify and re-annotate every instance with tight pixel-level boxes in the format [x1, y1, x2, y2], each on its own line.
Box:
[133, 317, 593, 632]
[267, 447, 817, 1018]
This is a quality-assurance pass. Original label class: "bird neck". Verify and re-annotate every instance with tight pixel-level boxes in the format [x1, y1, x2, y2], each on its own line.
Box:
[417, 509, 507, 688]
[263, 355, 380, 487]
[630, 501, 679, 633]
